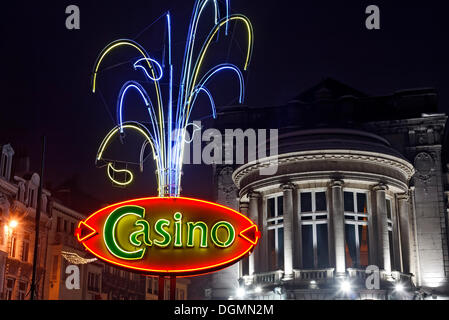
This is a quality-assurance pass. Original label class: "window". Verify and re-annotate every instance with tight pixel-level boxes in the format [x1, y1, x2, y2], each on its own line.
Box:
[344, 191, 369, 268]
[179, 289, 185, 300]
[6, 278, 15, 300]
[386, 198, 395, 269]
[70, 222, 75, 235]
[63, 220, 68, 233]
[56, 217, 62, 232]
[51, 255, 59, 281]
[22, 235, 30, 262]
[147, 278, 153, 294]
[18, 282, 27, 300]
[10, 235, 17, 258]
[88, 273, 100, 292]
[0, 221, 4, 245]
[267, 195, 284, 270]
[300, 191, 329, 269]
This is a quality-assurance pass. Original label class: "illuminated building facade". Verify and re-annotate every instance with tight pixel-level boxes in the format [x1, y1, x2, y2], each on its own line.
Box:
[0, 145, 189, 300]
[210, 79, 449, 300]
[0, 145, 51, 300]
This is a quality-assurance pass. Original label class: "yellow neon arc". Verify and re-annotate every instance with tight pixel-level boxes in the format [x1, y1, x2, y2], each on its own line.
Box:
[96, 124, 161, 193]
[183, 0, 220, 97]
[107, 163, 134, 186]
[174, 16, 254, 194]
[187, 15, 254, 105]
[92, 40, 166, 168]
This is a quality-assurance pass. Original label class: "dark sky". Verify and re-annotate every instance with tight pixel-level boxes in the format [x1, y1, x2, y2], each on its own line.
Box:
[2, 1, 449, 213]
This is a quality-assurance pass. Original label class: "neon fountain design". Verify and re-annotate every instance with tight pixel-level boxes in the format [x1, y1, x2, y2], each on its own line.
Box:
[93, 0, 254, 197]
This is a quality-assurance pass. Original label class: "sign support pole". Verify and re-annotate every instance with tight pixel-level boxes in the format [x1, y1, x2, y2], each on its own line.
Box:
[158, 276, 165, 300]
[170, 275, 176, 300]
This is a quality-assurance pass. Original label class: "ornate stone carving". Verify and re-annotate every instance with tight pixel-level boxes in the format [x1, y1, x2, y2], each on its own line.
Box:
[414, 152, 435, 180]
[372, 183, 389, 192]
[280, 182, 295, 191]
[329, 180, 344, 188]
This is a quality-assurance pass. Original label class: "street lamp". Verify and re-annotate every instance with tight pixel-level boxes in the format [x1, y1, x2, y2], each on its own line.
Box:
[9, 220, 18, 229]
[4, 219, 18, 236]
[395, 283, 404, 293]
[340, 280, 351, 294]
[236, 287, 246, 298]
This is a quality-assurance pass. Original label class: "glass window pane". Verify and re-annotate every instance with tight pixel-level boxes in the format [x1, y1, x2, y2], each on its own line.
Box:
[277, 228, 284, 269]
[359, 225, 369, 267]
[277, 196, 284, 217]
[300, 193, 312, 213]
[317, 224, 329, 268]
[267, 198, 275, 218]
[388, 230, 394, 270]
[386, 200, 392, 220]
[301, 225, 313, 269]
[357, 193, 367, 213]
[268, 230, 276, 270]
[344, 192, 354, 212]
[315, 192, 327, 211]
[345, 224, 356, 267]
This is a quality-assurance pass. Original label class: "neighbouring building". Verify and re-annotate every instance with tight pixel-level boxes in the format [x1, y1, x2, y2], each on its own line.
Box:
[145, 277, 190, 300]
[0, 144, 51, 300]
[207, 79, 449, 300]
[0, 143, 189, 300]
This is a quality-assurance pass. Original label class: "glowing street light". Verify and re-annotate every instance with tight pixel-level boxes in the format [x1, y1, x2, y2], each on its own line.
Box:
[236, 287, 246, 298]
[9, 220, 18, 229]
[395, 283, 404, 293]
[340, 280, 351, 294]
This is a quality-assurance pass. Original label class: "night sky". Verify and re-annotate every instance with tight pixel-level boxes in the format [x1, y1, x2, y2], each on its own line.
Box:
[2, 1, 449, 213]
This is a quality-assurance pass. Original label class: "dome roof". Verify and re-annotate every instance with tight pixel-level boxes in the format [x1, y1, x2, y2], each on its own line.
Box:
[277, 128, 408, 161]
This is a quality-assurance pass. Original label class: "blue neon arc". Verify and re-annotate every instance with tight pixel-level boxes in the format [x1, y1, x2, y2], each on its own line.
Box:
[134, 58, 164, 81]
[92, 0, 253, 197]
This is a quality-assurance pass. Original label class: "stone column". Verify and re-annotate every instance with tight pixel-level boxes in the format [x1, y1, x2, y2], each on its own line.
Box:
[248, 192, 260, 276]
[239, 201, 250, 278]
[398, 193, 412, 274]
[330, 180, 345, 277]
[373, 183, 392, 275]
[281, 183, 295, 279]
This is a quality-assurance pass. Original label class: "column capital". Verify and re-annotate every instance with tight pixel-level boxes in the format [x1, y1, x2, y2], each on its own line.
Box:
[397, 193, 410, 201]
[329, 179, 344, 188]
[280, 182, 296, 191]
[372, 183, 389, 192]
[239, 201, 250, 210]
[248, 191, 261, 200]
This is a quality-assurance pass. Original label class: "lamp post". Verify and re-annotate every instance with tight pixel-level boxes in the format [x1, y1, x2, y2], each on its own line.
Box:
[30, 136, 46, 300]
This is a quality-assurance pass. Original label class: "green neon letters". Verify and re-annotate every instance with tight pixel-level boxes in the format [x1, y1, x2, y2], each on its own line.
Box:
[103, 205, 236, 260]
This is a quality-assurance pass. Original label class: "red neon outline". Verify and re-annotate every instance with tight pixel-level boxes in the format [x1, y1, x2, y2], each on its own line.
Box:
[76, 221, 97, 242]
[77, 196, 260, 276]
[239, 225, 261, 246]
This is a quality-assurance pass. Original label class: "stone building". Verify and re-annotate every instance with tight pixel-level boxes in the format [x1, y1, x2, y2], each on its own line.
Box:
[0, 143, 189, 300]
[209, 79, 449, 300]
[0, 144, 51, 300]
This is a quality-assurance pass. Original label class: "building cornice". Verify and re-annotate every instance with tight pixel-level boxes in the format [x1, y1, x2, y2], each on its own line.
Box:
[0, 177, 18, 195]
[52, 201, 85, 220]
[233, 149, 416, 189]
[238, 171, 409, 198]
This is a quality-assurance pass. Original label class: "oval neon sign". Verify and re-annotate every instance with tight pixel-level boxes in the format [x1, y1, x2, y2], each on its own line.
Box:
[75, 197, 260, 276]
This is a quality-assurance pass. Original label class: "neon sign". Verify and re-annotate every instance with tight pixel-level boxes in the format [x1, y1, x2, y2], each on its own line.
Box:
[76, 197, 260, 276]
